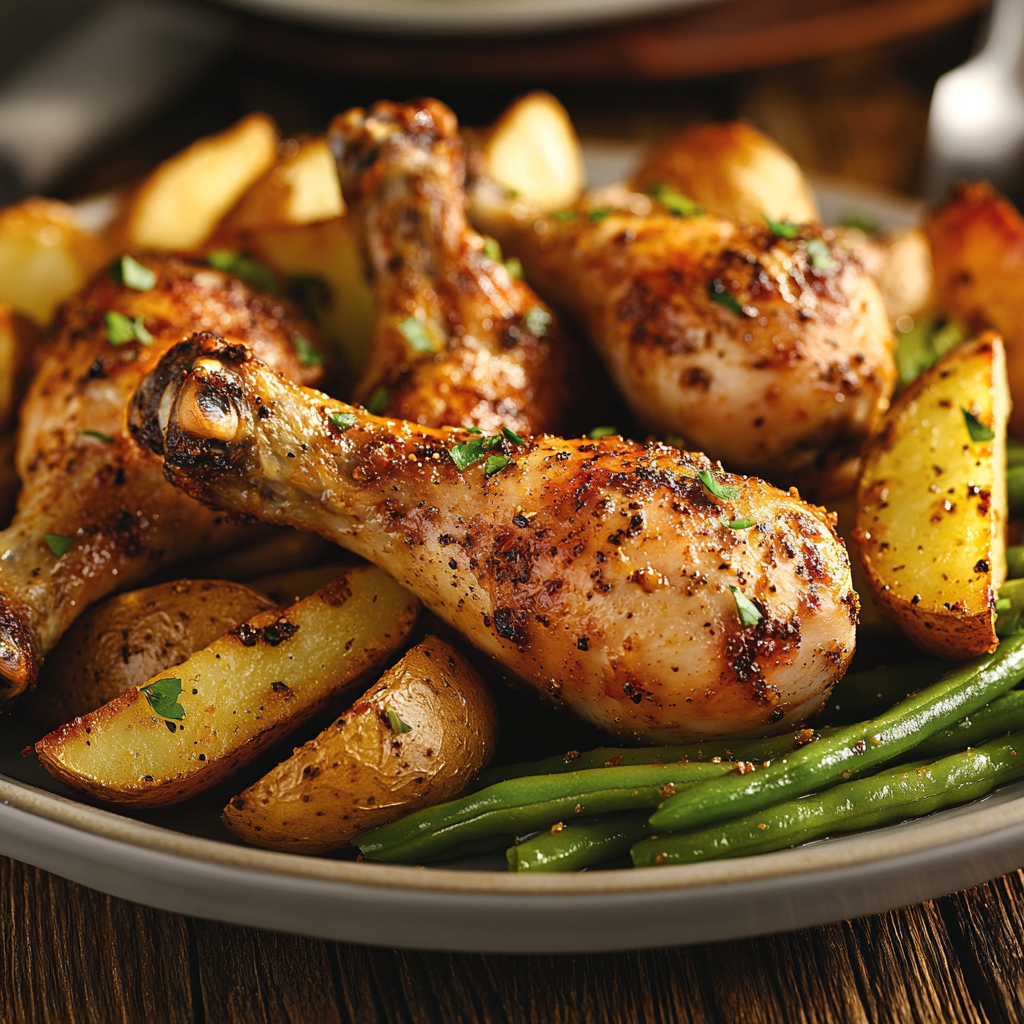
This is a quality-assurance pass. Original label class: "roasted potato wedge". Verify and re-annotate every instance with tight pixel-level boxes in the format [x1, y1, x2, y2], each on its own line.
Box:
[0, 198, 108, 325]
[23, 580, 275, 731]
[631, 121, 819, 225]
[925, 182, 1024, 434]
[35, 566, 419, 807]
[475, 91, 585, 210]
[222, 635, 498, 854]
[109, 113, 280, 252]
[0, 305, 40, 431]
[852, 332, 1009, 658]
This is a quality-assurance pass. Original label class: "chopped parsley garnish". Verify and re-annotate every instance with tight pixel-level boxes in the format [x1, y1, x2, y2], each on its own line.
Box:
[805, 238, 835, 272]
[501, 425, 526, 446]
[763, 214, 800, 238]
[708, 279, 744, 316]
[724, 517, 755, 530]
[839, 209, 881, 233]
[140, 677, 185, 720]
[44, 533, 75, 558]
[698, 468, 742, 501]
[385, 706, 412, 733]
[997, 598, 1013, 613]
[329, 411, 357, 431]
[105, 311, 153, 346]
[729, 585, 763, 627]
[524, 306, 551, 338]
[589, 206, 612, 222]
[449, 436, 487, 470]
[482, 237, 502, 262]
[292, 335, 322, 366]
[589, 426, 618, 439]
[894, 318, 964, 387]
[485, 454, 510, 476]
[646, 183, 704, 218]
[206, 250, 277, 293]
[398, 317, 435, 354]
[504, 256, 524, 279]
[79, 429, 114, 444]
[110, 254, 156, 291]
[552, 209, 579, 222]
[962, 408, 995, 443]
[367, 387, 389, 415]
[465, 426, 483, 435]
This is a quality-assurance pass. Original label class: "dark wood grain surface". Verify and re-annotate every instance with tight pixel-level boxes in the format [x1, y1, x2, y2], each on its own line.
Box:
[4, 853, 1024, 1023]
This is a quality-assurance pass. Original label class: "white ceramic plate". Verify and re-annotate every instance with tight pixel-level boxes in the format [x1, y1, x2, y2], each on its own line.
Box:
[213, 0, 725, 37]
[3, 163, 1003, 955]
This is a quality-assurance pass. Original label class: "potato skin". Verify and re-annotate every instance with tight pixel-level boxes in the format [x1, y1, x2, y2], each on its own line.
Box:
[23, 579, 274, 731]
[221, 635, 498, 854]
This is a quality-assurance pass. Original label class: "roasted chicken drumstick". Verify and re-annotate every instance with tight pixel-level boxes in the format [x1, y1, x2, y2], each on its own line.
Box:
[131, 334, 858, 742]
[0, 255, 323, 706]
[329, 98, 573, 435]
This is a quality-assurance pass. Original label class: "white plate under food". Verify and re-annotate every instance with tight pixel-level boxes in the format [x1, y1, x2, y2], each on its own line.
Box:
[214, 0, 725, 37]
[0, 168, 976, 954]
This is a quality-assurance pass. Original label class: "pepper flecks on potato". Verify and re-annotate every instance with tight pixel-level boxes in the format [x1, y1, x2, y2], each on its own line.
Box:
[130, 332, 858, 744]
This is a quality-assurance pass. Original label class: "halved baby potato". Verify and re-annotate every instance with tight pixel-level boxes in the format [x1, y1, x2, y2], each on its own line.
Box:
[22, 579, 275, 732]
[852, 331, 1009, 658]
[221, 635, 498, 854]
[34, 566, 419, 807]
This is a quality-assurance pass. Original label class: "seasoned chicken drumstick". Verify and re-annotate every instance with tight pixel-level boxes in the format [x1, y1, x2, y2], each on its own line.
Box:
[478, 197, 896, 484]
[0, 255, 323, 707]
[328, 98, 573, 435]
[131, 333, 858, 742]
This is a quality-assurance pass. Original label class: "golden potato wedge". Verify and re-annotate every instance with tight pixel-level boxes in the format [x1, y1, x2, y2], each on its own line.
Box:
[925, 182, 1024, 435]
[0, 304, 40, 431]
[631, 121, 819, 226]
[22, 579, 275, 731]
[222, 635, 498, 854]
[35, 566, 419, 807]
[477, 91, 585, 211]
[110, 113, 280, 252]
[0, 198, 108, 325]
[852, 332, 1009, 658]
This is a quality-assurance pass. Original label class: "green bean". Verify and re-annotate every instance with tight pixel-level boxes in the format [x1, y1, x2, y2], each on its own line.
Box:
[648, 634, 1024, 834]
[997, 579, 1024, 636]
[1009, 465, 1024, 515]
[914, 689, 1024, 757]
[633, 732, 1024, 867]
[1008, 436, 1024, 468]
[820, 659, 945, 724]
[354, 762, 733, 864]
[1007, 547, 1024, 581]
[507, 811, 654, 873]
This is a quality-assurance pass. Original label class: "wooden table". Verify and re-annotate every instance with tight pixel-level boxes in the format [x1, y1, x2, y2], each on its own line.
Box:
[3, 853, 1024, 1023]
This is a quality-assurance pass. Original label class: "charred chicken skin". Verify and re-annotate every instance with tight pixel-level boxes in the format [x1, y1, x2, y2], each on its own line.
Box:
[479, 200, 896, 484]
[0, 255, 323, 707]
[130, 333, 858, 743]
[328, 98, 573, 435]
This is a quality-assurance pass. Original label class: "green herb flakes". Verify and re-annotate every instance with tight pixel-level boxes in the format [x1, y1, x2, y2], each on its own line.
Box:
[698, 468, 742, 501]
[729, 585, 763, 627]
[839, 209, 881, 233]
[385, 706, 412, 733]
[367, 387, 389, 415]
[141, 677, 185, 721]
[895, 318, 965, 387]
[501, 425, 526, 446]
[292, 335, 323, 367]
[465, 426, 484, 435]
[482, 237, 502, 262]
[588, 426, 618, 439]
[763, 215, 800, 238]
[552, 209, 579, 222]
[44, 533, 75, 558]
[504, 256, 524, 279]
[79, 429, 114, 444]
[105, 311, 153, 346]
[398, 317, 435, 354]
[449, 436, 487, 470]
[724, 517, 756, 530]
[524, 306, 551, 338]
[588, 206, 612, 222]
[708, 279, 744, 317]
[805, 238, 835, 272]
[963, 408, 996, 443]
[206, 250, 277, 293]
[647, 183, 704, 218]
[329, 411, 357, 431]
[110, 254, 156, 291]
[485, 454, 511, 477]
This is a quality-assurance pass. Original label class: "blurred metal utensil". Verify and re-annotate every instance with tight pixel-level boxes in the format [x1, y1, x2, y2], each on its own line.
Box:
[923, 0, 1024, 203]
[0, 0, 231, 206]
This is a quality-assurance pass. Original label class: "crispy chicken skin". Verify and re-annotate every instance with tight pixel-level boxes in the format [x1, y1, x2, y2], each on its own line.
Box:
[328, 99, 573, 435]
[0, 255, 323, 706]
[481, 204, 896, 483]
[130, 334, 858, 742]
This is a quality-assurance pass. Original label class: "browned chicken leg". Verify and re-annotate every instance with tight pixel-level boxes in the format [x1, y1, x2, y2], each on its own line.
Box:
[0, 255, 323, 707]
[131, 334, 858, 743]
[328, 99, 573, 435]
